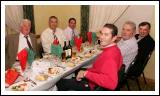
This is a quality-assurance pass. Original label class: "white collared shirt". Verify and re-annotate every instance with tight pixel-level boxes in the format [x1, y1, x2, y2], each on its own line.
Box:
[137, 35, 144, 42]
[41, 27, 65, 53]
[117, 37, 138, 72]
[17, 32, 32, 59]
[64, 26, 80, 41]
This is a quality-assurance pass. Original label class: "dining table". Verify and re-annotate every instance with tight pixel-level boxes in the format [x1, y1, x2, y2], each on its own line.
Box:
[5, 42, 102, 91]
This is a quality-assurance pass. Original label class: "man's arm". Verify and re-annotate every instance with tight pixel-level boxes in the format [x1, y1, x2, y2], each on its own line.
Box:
[41, 33, 51, 53]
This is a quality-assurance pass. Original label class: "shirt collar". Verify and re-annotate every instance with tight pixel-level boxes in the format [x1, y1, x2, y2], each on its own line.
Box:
[121, 37, 135, 43]
[20, 32, 29, 38]
[67, 26, 75, 31]
[101, 43, 116, 50]
[49, 28, 57, 35]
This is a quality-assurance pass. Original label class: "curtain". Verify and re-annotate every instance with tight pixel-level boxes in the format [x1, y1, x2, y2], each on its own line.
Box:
[89, 5, 129, 32]
[23, 5, 35, 34]
[80, 5, 89, 42]
[5, 5, 23, 35]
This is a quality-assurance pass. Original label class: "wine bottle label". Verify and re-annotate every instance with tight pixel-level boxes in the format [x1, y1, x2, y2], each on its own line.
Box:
[65, 50, 68, 57]
[68, 49, 71, 56]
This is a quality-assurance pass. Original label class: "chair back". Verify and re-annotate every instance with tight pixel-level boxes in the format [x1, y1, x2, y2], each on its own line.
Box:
[38, 41, 44, 58]
[126, 50, 153, 76]
[118, 64, 126, 83]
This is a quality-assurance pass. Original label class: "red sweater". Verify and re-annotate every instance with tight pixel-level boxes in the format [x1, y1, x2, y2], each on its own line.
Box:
[85, 45, 122, 90]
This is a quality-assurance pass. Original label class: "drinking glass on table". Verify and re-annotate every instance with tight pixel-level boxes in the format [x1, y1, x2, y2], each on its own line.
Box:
[23, 68, 32, 79]
[72, 51, 77, 58]
[52, 54, 61, 66]
[22, 62, 32, 77]
[42, 53, 49, 58]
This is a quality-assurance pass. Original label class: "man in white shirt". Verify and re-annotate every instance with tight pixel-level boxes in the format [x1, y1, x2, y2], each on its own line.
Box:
[64, 18, 80, 42]
[5, 19, 38, 70]
[117, 21, 138, 72]
[41, 16, 65, 53]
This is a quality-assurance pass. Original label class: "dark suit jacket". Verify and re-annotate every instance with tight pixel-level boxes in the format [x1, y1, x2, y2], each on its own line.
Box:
[5, 33, 39, 70]
[135, 34, 155, 61]
[128, 34, 155, 76]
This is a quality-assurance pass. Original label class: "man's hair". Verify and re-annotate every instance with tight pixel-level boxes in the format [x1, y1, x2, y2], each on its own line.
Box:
[139, 21, 151, 29]
[49, 16, 58, 21]
[124, 21, 136, 32]
[69, 18, 76, 23]
[20, 19, 31, 27]
[103, 23, 118, 37]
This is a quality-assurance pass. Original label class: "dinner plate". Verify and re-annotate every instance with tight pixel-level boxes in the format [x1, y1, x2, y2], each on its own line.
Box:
[44, 67, 64, 77]
[8, 81, 32, 91]
[31, 60, 52, 74]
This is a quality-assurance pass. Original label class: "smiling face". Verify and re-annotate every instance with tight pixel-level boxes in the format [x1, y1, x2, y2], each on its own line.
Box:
[121, 24, 135, 40]
[69, 19, 76, 29]
[20, 20, 31, 36]
[49, 17, 58, 31]
[139, 25, 150, 38]
[99, 27, 117, 47]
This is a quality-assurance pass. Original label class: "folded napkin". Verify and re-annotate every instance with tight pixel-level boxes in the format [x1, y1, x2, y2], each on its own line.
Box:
[53, 38, 59, 45]
[70, 38, 75, 46]
[92, 32, 97, 44]
[26, 48, 36, 65]
[17, 48, 28, 72]
[74, 36, 82, 52]
[87, 32, 92, 44]
[51, 43, 63, 58]
[5, 69, 19, 86]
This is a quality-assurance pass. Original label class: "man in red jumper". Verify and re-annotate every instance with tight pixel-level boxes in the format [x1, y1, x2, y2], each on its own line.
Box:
[56, 23, 123, 91]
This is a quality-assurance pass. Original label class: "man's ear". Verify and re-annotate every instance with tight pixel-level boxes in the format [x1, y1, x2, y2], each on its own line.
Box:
[133, 30, 136, 36]
[112, 36, 117, 42]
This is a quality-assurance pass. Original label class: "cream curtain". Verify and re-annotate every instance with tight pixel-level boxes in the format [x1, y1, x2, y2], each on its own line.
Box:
[89, 5, 129, 32]
[5, 5, 23, 35]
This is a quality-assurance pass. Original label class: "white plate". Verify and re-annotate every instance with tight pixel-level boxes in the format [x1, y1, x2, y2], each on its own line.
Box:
[44, 67, 64, 77]
[31, 60, 52, 74]
[8, 81, 31, 91]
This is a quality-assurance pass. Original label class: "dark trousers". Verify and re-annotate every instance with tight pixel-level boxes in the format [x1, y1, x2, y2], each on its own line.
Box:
[56, 78, 91, 91]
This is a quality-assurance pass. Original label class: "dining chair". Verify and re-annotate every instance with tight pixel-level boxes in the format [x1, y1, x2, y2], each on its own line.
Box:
[124, 50, 154, 90]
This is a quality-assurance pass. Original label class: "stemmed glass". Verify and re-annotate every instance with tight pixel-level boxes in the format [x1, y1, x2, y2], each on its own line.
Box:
[23, 62, 33, 79]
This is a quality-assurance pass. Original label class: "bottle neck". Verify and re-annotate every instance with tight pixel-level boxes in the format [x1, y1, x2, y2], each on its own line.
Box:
[69, 41, 70, 45]
[68, 41, 72, 47]
[64, 41, 66, 46]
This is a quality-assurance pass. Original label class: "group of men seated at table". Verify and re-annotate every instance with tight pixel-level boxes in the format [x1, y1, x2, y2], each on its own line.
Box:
[5, 15, 155, 90]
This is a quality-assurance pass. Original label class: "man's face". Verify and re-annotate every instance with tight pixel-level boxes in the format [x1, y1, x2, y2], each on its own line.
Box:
[49, 18, 58, 30]
[121, 24, 134, 40]
[69, 20, 76, 29]
[99, 27, 115, 47]
[139, 25, 150, 38]
[21, 21, 31, 36]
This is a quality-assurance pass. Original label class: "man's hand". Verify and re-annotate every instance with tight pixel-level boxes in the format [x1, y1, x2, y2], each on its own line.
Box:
[76, 70, 86, 81]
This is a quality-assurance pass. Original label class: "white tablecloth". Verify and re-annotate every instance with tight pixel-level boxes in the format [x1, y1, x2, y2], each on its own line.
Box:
[6, 44, 101, 91]
[30, 53, 99, 91]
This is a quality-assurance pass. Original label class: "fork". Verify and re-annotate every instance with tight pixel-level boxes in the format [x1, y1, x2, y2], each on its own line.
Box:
[25, 77, 37, 85]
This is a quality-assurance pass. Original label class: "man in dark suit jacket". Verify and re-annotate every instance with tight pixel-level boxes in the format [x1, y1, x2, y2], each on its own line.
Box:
[5, 19, 39, 70]
[135, 22, 155, 60]
[131, 22, 155, 75]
